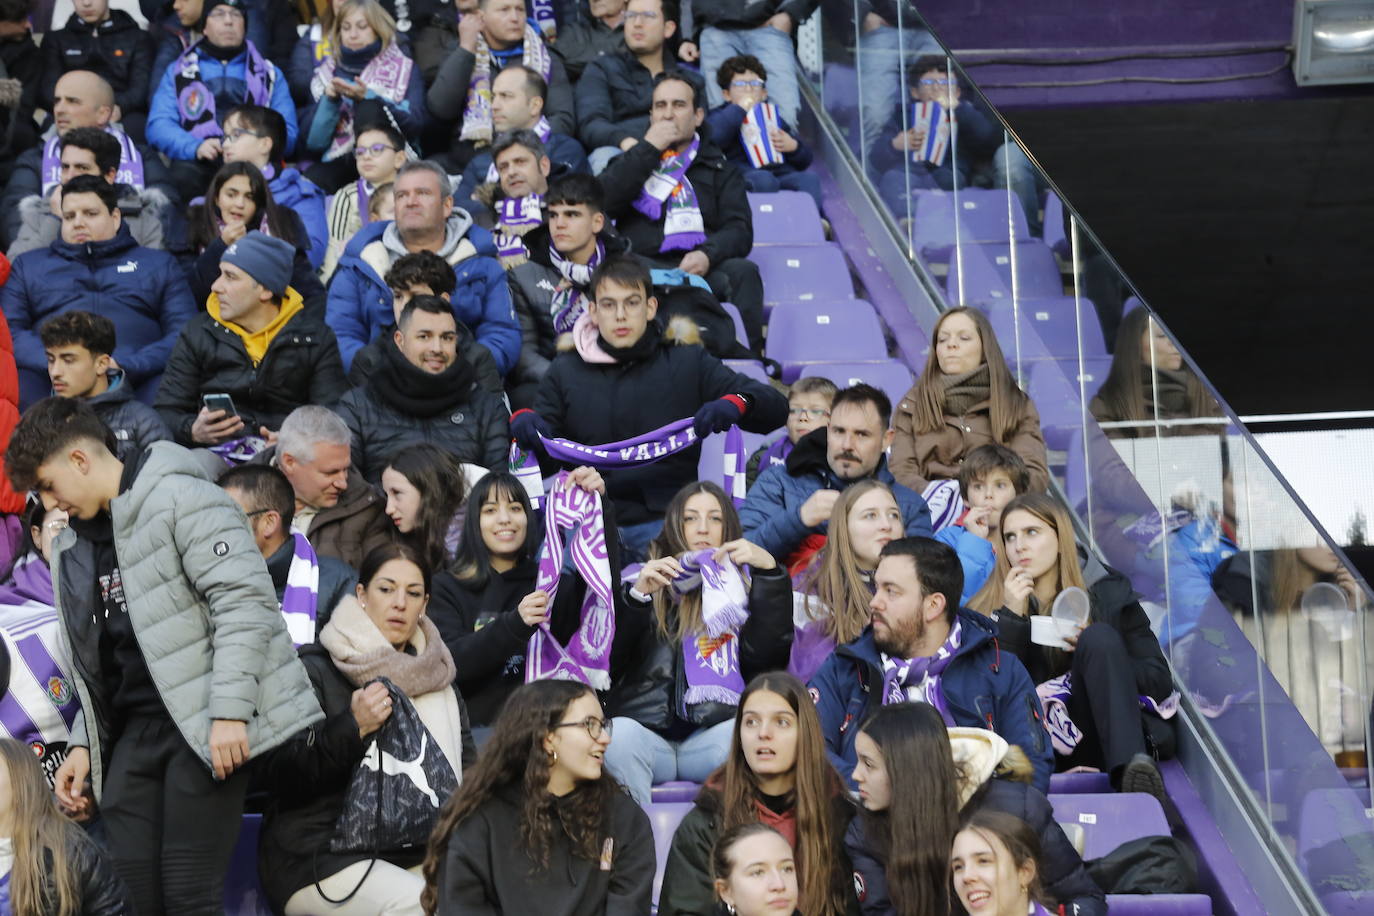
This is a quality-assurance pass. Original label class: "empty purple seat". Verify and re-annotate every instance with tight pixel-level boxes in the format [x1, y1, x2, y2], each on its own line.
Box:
[1025, 357, 1111, 450]
[648, 801, 693, 904]
[910, 189, 1030, 261]
[766, 300, 888, 383]
[1046, 793, 1169, 859]
[719, 302, 748, 348]
[749, 192, 826, 245]
[946, 239, 1063, 305]
[724, 359, 772, 384]
[800, 360, 914, 413]
[226, 814, 272, 915]
[749, 243, 854, 312]
[650, 781, 702, 803]
[1105, 894, 1214, 915]
[980, 296, 1107, 360]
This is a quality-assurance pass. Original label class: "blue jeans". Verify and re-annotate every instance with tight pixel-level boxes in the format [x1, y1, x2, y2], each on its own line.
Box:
[992, 140, 1044, 235]
[743, 166, 824, 210]
[856, 25, 942, 148]
[604, 717, 735, 806]
[699, 25, 802, 126]
[588, 145, 624, 175]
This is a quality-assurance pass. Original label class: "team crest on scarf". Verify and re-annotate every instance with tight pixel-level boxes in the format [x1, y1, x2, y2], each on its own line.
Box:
[179, 85, 207, 118]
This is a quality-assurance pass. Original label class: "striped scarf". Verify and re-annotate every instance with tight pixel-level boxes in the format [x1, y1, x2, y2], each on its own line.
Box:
[281, 532, 320, 647]
[459, 24, 552, 144]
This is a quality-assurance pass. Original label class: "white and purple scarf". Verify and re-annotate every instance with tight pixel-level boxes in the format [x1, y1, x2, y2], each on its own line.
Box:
[741, 101, 784, 168]
[484, 116, 552, 184]
[633, 134, 707, 253]
[459, 24, 553, 144]
[530, 0, 557, 39]
[509, 441, 546, 512]
[1036, 673, 1180, 756]
[881, 620, 962, 723]
[208, 434, 269, 465]
[41, 127, 144, 195]
[494, 193, 543, 267]
[922, 478, 966, 533]
[549, 237, 603, 334]
[671, 549, 749, 707]
[0, 613, 78, 758]
[174, 40, 275, 140]
[280, 532, 320, 647]
[722, 426, 747, 507]
[525, 471, 615, 689]
[311, 42, 414, 161]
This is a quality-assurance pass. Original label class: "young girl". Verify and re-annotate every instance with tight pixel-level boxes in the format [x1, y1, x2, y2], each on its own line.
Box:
[970, 494, 1174, 797]
[889, 307, 1049, 499]
[420, 680, 655, 915]
[380, 443, 469, 571]
[604, 481, 793, 806]
[845, 702, 1103, 916]
[658, 673, 857, 916]
[0, 737, 128, 914]
[790, 479, 902, 683]
[950, 811, 1057, 916]
[712, 823, 801, 916]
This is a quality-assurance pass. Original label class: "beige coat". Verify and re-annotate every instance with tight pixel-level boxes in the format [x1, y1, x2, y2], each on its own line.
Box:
[889, 391, 1051, 495]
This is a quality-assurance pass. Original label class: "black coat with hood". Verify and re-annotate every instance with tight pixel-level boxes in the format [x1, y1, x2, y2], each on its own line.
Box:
[533, 321, 788, 524]
[332, 335, 510, 484]
[87, 369, 173, 463]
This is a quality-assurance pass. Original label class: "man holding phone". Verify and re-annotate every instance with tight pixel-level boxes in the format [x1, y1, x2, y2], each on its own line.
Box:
[155, 232, 347, 450]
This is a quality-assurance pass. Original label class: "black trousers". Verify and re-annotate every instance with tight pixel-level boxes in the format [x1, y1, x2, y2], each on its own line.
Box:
[1061, 622, 1151, 775]
[101, 715, 250, 916]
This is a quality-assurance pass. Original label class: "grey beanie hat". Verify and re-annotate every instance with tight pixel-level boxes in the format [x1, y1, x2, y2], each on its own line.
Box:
[222, 231, 293, 297]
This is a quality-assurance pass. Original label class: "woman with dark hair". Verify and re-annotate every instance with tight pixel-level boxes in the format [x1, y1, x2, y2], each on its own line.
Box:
[1090, 307, 1221, 440]
[711, 823, 801, 916]
[951, 811, 1056, 916]
[381, 443, 469, 571]
[658, 672, 858, 916]
[426, 468, 623, 730]
[0, 737, 129, 915]
[257, 542, 475, 913]
[184, 161, 325, 312]
[969, 493, 1174, 796]
[604, 481, 793, 807]
[420, 679, 655, 915]
[845, 702, 1103, 916]
[890, 307, 1048, 498]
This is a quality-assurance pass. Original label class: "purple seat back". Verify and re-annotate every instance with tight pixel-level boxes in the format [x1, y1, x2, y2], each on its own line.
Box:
[1046, 792, 1170, 860]
[945, 239, 1063, 304]
[648, 801, 694, 905]
[723, 359, 772, 384]
[749, 192, 826, 245]
[765, 299, 888, 383]
[1048, 771, 1113, 794]
[226, 814, 272, 915]
[799, 360, 915, 413]
[1105, 894, 1214, 915]
[911, 189, 1030, 261]
[749, 243, 854, 311]
[719, 302, 748, 348]
[980, 296, 1107, 360]
[1025, 356, 1111, 450]
[650, 781, 702, 804]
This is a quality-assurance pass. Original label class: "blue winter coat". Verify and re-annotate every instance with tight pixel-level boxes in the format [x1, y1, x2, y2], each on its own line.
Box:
[269, 167, 328, 269]
[2, 224, 196, 387]
[325, 217, 520, 375]
[808, 610, 1054, 793]
[146, 41, 297, 162]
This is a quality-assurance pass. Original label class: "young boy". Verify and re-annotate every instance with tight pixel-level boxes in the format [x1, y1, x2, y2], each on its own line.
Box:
[322, 121, 408, 279]
[5, 397, 322, 913]
[746, 375, 836, 487]
[41, 311, 171, 462]
[957, 443, 1031, 550]
[219, 104, 328, 269]
[704, 54, 822, 209]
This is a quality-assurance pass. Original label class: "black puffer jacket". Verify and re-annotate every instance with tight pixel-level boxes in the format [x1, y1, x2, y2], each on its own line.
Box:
[332, 337, 510, 483]
[40, 11, 154, 114]
[550, 5, 624, 81]
[533, 325, 787, 524]
[689, 0, 818, 33]
[154, 301, 349, 445]
[575, 53, 695, 151]
[26, 828, 132, 915]
[88, 370, 172, 463]
[605, 564, 794, 734]
[600, 138, 754, 267]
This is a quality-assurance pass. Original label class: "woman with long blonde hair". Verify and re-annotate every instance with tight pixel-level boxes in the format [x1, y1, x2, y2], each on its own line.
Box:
[970, 494, 1174, 797]
[0, 738, 128, 915]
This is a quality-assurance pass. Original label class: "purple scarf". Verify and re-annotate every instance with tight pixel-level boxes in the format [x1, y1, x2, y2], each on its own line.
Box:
[882, 620, 962, 723]
[509, 441, 546, 512]
[0, 613, 79, 752]
[0, 554, 55, 611]
[525, 472, 615, 689]
[312, 41, 413, 161]
[41, 127, 145, 195]
[1037, 673, 1180, 756]
[174, 39, 275, 139]
[530, 0, 557, 38]
[721, 426, 747, 507]
[671, 549, 749, 707]
[529, 416, 702, 470]
[758, 436, 792, 472]
[460, 24, 552, 144]
[494, 193, 543, 266]
[281, 532, 319, 647]
[633, 134, 707, 253]
[550, 238, 604, 334]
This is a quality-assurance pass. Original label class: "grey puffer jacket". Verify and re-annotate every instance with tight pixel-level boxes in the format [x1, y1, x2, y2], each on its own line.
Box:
[8, 185, 172, 258]
[54, 442, 324, 800]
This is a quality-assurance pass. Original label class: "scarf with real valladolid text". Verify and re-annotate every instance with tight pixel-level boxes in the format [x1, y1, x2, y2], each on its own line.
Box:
[669, 549, 750, 707]
[881, 620, 963, 723]
[173, 40, 275, 139]
[459, 24, 552, 144]
[633, 134, 707, 253]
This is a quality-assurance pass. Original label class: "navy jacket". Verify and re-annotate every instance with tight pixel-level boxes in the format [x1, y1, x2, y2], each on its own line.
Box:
[40, 10, 155, 115]
[704, 102, 813, 174]
[808, 611, 1054, 793]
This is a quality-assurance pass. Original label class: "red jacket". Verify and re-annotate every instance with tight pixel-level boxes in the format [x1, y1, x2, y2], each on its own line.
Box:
[0, 252, 28, 513]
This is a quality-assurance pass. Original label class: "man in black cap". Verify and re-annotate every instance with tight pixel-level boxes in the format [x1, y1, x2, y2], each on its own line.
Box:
[155, 230, 347, 449]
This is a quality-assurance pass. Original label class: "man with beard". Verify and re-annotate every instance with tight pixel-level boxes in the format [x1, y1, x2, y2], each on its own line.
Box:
[808, 536, 1052, 792]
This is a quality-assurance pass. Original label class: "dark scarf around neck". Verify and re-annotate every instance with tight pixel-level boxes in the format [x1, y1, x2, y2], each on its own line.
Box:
[941, 363, 991, 417]
[1143, 365, 1192, 417]
[597, 318, 664, 364]
[371, 337, 479, 417]
[202, 38, 244, 61]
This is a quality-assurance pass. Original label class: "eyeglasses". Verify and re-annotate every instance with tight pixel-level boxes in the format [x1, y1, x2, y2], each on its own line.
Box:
[553, 716, 613, 740]
[730, 79, 765, 89]
[624, 10, 661, 22]
[223, 128, 263, 142]
[592, 298, 647, 315]
[918, 78, 954, 87]
[354, 142, 399, 159]
[788, 407, 830, 420]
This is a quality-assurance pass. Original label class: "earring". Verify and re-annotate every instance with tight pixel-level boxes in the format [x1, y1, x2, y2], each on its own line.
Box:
[726, 905, 736, 915]
[550, 750, 558, 764]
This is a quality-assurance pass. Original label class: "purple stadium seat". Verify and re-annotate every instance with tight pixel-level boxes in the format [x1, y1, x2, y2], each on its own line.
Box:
[651, 781, 702, 803]
[910, 189, 1030, 261]
[979, 296, 1108, 360]
[765, 299, 888, 383]
[226, 814, 272, 915]
[720, 302, 748, 348]
[749, 192, 826, 245]
[648, 801, 694, 904]
[1025, 357, 1111, 451]
[945, 239, 1063, 305]
[724, 359, 772, 385]
[749, 243, 854, 313]
[1048, 771, 1113, 794]
[1298, 788, 1374, 914]
[1105, 894, 1213, 915]
[698, 426, 774, 485]
[800, 360, 914, 413]
[1046, 793, 1169, 859]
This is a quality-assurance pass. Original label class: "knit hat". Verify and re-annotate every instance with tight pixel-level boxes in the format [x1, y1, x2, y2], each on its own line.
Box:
[200, 0, 248, 31]
[223, 231, 293, 296]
